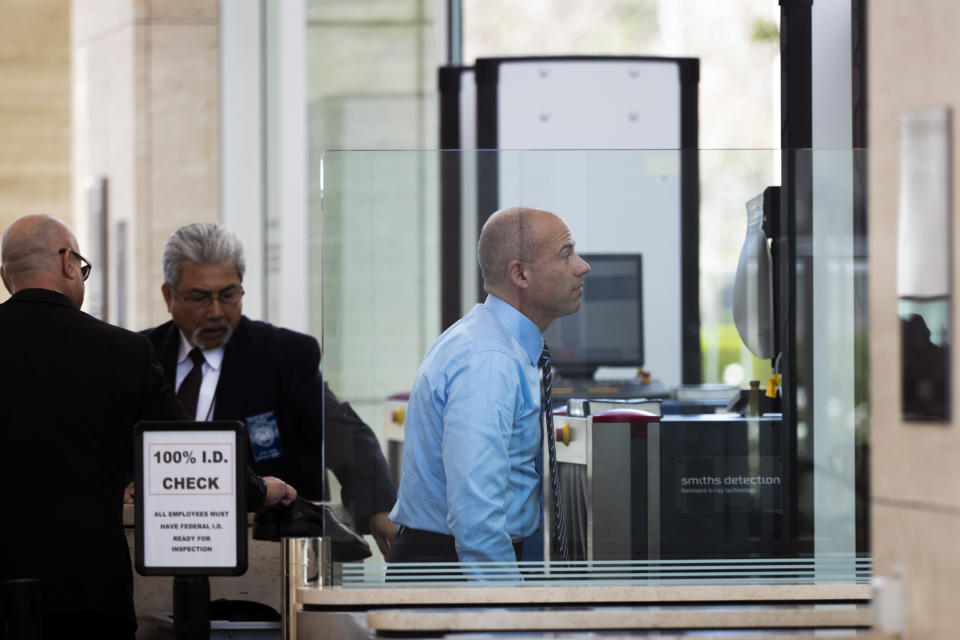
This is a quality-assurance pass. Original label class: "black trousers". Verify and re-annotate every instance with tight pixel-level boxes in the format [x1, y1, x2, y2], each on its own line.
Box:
[387, 526, 523, 582]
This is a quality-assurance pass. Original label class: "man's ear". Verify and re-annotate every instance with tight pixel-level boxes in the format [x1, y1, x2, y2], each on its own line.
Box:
[161, 282, 174, 312]
[0, 265, 10, 294]
[60, 249, 77, 280]
[507, 259, 529, 290]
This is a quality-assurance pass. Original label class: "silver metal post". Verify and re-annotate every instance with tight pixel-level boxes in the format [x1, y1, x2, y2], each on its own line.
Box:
[282, 537, 331, 640]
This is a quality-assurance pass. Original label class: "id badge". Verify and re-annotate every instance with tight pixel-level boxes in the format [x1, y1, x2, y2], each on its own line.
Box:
[246, 411, 283, 461]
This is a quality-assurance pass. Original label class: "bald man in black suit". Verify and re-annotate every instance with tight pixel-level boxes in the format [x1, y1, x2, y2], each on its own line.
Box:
[0, 214, 294, 639]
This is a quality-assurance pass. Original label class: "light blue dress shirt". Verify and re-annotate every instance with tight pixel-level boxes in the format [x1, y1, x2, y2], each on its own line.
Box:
[389, 294, 544, 565]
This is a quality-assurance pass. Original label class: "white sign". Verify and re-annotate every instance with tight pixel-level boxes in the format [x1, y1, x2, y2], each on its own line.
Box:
[141, 430, 239, 569]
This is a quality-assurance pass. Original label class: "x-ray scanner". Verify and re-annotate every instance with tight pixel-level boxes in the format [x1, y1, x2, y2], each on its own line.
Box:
[553, 401, 794, 561]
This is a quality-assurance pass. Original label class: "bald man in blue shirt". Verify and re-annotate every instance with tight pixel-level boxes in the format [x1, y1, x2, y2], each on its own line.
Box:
[389, 207, 590, 572]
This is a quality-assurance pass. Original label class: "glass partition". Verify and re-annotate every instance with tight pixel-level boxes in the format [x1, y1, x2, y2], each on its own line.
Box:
[314, 149, 868, 586]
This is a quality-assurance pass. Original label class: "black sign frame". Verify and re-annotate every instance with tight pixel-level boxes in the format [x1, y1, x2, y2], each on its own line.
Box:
[134, 420, 248, 576]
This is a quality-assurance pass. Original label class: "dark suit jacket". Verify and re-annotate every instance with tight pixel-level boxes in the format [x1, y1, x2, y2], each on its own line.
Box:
[0, 289, 185, 625]
[144, 316, 395, 532]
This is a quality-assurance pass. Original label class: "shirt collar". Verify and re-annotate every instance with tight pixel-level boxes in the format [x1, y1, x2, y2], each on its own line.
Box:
[177, 330, 225, 371]
[483, 294, 544, 366]
[9, 288, 75, 309]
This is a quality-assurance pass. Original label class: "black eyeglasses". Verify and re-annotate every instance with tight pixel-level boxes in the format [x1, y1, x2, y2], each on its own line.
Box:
[173, 286, 245, 310]
[58, 248, 92, 281]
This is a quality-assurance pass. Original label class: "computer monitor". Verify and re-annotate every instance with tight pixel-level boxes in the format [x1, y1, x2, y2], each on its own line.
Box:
[543, 253, 644, 378]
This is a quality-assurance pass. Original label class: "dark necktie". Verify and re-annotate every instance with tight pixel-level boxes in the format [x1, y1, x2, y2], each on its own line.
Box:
[177, 347, 205, 419]
[539, 344, 568, 561]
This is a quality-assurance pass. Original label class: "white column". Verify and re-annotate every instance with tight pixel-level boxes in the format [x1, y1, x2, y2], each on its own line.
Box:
[274, 0, 308, 333]
[221, 0, 265, 320]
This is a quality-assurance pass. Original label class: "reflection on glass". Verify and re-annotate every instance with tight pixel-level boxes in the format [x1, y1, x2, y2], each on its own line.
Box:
[900, 299, 949, 419]
[897, 106, 951, 421]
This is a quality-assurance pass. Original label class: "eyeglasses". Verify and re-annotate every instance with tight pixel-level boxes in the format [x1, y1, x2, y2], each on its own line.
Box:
[58, 248, 92, 281]
[173, 286, 245, 310]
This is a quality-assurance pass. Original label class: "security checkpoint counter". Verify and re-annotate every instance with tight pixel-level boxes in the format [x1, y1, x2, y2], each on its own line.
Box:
[290, 578, 874, 639]
[282, 404, 874, 639]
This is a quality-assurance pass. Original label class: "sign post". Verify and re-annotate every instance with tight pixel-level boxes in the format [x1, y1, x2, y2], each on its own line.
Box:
[134, 421, 248, 640]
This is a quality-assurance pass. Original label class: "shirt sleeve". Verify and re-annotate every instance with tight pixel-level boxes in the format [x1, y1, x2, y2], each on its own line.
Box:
[322, 382, 397, 531]
[441, 349, 524, 567]
[283, 334, 396, 528]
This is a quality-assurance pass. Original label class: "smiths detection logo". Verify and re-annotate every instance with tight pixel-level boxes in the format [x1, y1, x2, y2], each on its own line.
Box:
[679, 474, 781, 496]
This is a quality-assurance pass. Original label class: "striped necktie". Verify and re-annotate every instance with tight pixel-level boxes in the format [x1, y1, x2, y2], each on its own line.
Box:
[539, 344, 568, 561]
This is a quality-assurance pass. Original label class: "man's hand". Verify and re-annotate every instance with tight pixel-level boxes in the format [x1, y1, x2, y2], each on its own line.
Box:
[257, 476, 297, 514]
[123, 481, 135, 504]
[368, 511, 398, 559]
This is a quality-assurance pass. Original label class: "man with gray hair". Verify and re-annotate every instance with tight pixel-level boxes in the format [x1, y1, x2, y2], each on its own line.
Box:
[389, 207, 590, 567]
[143, 222, 397, 556]
[0, 214, 294, 638]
